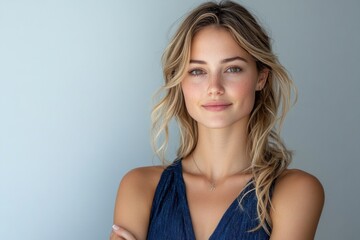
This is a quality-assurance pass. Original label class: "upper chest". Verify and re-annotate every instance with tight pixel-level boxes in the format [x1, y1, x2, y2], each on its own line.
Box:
[183, 173, 253, 240]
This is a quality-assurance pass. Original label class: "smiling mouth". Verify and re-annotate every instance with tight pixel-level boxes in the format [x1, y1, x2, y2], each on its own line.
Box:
[202, 103, 232, 111]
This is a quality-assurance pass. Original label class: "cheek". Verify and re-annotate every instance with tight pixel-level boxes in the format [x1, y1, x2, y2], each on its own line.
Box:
[228, 80, 257, 99]
[228, 80, 258, 112]
[181, 79, 204, 102]
[181, 81, 205, 122]
[181, 82, 196, 111]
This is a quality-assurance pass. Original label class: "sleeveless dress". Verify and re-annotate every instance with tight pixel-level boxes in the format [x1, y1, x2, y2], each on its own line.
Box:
[147, 160, 272, 240]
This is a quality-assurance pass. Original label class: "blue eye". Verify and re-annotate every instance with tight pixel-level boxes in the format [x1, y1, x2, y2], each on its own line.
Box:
[226, 67, 242, 73]
[189, 69, 205, 76]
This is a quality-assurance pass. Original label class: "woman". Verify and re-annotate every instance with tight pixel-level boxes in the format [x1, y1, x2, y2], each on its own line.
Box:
[110, 1, 324, 239]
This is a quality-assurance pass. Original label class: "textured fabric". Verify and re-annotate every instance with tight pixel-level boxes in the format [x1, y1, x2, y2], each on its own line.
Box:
[147, 160, 271, 240]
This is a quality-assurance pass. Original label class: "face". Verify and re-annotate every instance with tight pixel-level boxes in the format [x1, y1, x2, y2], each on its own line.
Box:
[181, 26, 268, 130]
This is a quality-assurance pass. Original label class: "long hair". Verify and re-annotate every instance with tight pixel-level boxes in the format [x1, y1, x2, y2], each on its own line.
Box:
[151, 0, 296, 234]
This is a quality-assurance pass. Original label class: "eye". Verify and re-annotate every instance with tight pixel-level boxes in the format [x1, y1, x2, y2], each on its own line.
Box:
[188, 69, 206, 76]
[225, 66, 242, 73]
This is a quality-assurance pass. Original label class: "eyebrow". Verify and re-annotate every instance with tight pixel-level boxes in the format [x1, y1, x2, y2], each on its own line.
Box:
[189, 56, 248, 64]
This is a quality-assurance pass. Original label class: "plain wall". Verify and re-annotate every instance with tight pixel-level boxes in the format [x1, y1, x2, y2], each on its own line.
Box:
[1, 0, 359, 239]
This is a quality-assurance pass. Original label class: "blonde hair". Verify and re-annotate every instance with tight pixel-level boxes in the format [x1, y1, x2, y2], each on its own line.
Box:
[151, 0, 296, 234]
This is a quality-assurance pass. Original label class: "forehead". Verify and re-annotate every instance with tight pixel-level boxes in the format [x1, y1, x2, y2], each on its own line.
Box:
[190, 26, 252, 61]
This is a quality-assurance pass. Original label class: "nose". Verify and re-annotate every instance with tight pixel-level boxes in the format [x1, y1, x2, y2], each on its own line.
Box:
[207, 73, 224, 96]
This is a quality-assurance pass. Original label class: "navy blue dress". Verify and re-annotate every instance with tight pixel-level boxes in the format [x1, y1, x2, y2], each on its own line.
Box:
[147, 160, 272, 239]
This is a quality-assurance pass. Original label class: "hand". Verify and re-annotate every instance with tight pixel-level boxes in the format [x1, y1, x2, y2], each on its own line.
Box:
[110, 225, 137, 240]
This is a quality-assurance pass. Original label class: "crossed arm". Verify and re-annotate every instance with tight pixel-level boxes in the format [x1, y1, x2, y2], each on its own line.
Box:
[110, 168, 324, 240]
[110, 167, 163, 240]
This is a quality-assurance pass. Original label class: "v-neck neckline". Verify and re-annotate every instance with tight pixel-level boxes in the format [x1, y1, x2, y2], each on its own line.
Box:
[177, 160, 254, 239]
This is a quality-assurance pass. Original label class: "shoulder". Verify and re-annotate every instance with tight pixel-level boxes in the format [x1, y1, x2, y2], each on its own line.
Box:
[273, 169, 324, 199]
[113, 166, 165, 239]
[270, 169, 325, 240]
[116, 165, 165, 206]
[119, 165, 165, 192]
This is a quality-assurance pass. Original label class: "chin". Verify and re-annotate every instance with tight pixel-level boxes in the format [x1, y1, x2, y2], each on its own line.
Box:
[198, 120, 245, 130]
[195, 114, 251, 130]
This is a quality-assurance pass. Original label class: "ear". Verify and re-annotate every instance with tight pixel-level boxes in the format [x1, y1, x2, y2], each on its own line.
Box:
[256, 68, 269, 91]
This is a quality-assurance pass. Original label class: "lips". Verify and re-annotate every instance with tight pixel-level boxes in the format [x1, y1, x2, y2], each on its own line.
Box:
[202, 102, 232, 111]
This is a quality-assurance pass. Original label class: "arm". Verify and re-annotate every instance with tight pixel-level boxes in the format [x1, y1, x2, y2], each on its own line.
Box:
[112, 167, 163, 240]
[270, 169, 325, 240]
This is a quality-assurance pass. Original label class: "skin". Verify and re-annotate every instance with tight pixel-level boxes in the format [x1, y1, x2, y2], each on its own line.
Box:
[111, 26, 324, 240]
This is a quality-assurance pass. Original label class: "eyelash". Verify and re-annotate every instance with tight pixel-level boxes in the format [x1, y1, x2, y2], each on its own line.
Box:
[226, 66, 243, 73]
[188, 66, 243, 76]
[188, 69, 205, 76]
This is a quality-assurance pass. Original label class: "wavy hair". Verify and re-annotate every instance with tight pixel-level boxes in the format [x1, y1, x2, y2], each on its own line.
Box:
[151, 0, 296, 234]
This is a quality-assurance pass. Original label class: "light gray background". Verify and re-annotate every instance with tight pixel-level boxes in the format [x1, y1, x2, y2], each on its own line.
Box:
[0, 0, 359, 239]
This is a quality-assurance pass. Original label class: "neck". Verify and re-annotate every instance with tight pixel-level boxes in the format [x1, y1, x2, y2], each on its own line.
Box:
[191, 123, 251, 182]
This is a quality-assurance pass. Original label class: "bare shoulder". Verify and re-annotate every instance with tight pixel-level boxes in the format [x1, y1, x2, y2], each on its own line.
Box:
[119, 165, 165, 192]
[270, 169, 325, 240]
[274, 169, 324, 198]
[113, 165, 165, 239]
